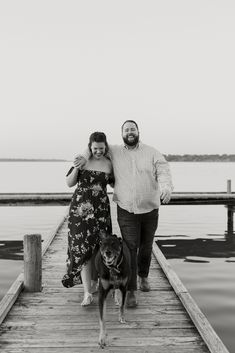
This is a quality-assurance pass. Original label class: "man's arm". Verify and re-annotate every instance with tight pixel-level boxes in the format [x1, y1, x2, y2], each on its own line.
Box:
[74, 146, 114, 169]
[73, 150, 90, 169]
[154, 152, 173, 204]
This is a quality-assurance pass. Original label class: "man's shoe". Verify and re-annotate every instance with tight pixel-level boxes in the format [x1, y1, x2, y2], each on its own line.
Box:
[139, 277, 150, 292]
[126, 290, 138, 308]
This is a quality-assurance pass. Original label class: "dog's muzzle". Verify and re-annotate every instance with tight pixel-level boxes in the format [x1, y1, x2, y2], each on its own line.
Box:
[102, 251, 117, 266]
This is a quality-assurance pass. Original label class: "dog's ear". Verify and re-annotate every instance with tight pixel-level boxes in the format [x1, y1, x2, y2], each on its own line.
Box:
[112, 234, 122, 242]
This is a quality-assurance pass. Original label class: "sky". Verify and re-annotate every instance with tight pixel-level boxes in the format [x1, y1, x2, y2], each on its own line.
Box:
[1, 0, 235, 159]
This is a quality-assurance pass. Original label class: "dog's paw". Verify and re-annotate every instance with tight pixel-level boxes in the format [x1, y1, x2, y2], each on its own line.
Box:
[98, 333, 107, 348]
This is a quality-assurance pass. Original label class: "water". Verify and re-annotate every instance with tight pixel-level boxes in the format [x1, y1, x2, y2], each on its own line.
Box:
[0, 161, 235, 352]
[0, 161, 71, 298]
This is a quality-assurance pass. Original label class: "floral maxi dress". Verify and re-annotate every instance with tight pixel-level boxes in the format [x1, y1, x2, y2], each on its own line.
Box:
[62, 169, 113, 288]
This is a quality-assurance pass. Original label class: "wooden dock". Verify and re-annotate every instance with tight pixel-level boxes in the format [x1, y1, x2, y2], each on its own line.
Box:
[0, 201, 230, 353]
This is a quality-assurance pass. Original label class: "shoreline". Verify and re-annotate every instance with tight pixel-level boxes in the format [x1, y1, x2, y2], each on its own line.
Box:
[1, 158, 235, 163]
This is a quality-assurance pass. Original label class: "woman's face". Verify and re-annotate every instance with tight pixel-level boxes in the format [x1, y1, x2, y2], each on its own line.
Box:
[90, 142, 106, 159]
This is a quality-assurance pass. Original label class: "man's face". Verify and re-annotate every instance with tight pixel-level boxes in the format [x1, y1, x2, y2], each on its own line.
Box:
[122, 122, 139, 147]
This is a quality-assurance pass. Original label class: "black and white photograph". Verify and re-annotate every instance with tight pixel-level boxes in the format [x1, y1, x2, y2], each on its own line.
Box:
[0, 1, 234, 352]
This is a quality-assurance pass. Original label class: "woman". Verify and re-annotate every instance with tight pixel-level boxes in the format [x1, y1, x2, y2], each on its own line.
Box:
[62, 132, 114, 306]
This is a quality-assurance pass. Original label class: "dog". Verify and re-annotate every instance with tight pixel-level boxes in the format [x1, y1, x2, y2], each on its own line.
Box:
[95, 233, 131, 348]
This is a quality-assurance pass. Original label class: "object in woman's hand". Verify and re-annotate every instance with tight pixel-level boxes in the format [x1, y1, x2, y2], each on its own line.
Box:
[66, 167, 74, 177]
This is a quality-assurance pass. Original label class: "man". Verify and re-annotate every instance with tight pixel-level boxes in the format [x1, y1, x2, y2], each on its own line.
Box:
[77, 120, 173, 307]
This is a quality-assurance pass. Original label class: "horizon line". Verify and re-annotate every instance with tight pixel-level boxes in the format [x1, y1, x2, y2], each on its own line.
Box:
[1, 153, 235, 161]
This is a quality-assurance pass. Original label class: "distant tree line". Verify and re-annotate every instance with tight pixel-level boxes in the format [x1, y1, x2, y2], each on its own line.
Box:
[1, 155, 235, 162]
[165, 154, 235, 162]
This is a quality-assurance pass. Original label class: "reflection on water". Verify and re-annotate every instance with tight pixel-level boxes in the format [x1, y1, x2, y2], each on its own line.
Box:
[157, 234, 235, 353]
[0, 241, 24, 300]
[0, 241, 23, 261]
[7, 233, 235, 264]
[157, 234, 235, 261]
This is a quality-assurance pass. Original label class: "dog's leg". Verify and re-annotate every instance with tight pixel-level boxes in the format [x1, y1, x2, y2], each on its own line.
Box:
[119, 286, 127, 324]
[98, 285, 109, 348]
[114, 289, 121, 306]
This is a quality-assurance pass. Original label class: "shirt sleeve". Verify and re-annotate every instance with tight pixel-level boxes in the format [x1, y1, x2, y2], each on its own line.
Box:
[81, 148, 91, 160]
[153, 151, 173, 193]
[108, 171, 115, 186]
[81, 146, 114, 160]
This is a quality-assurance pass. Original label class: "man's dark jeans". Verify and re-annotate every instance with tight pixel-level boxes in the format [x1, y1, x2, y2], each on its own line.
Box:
[117, 206, 159, 291]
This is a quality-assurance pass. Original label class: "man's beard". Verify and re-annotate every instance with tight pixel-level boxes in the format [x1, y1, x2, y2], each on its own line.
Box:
[122, 134, 139, 147]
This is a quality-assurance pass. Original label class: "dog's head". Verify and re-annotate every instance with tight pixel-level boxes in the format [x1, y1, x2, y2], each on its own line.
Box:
[99, 233, 122, 267]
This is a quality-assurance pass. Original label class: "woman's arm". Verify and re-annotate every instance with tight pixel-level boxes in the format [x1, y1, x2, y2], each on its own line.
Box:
[66, 156, 83, 187]
[66, 167, 80, 187]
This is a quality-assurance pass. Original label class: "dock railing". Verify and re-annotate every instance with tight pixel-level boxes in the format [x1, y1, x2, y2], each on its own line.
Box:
[0, 180, 234, 233]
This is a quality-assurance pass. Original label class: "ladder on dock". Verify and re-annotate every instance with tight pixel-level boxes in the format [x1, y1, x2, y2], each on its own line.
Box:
[0, 204, 229, 353]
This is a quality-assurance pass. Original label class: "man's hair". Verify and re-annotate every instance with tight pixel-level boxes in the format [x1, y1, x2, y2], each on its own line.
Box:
[121, 120, 139, 132]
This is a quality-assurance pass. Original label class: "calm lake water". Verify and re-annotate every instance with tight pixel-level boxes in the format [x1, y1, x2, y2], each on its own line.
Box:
[0, 161, 235, 352]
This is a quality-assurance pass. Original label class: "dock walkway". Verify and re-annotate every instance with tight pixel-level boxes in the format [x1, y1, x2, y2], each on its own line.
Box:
[0, 202, 229, 353]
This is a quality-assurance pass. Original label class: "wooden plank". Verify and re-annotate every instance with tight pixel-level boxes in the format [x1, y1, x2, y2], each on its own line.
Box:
[41, 209, 68, 256]
[0, 274, 24, 325]
[0, 347, 210, 353]
[0, 327, 200, 338]
[152, 242, 230, 353]
[0, 193, 72, 206]
[15, 290, 176, 303]
[1, 317, 194, 329]
[3, 311, 190, 323]
[6, 305, 186, 317]
[0, 336, 205, 347]
[0, 192, 235, 206]
[13, 296, 180, 307]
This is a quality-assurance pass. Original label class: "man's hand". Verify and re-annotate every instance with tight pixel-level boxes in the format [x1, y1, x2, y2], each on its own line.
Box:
[73, 155, 87, 169]
[160, 189, 171, 204]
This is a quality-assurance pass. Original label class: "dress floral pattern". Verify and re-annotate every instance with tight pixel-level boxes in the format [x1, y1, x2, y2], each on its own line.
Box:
[62, 168, 113, 288]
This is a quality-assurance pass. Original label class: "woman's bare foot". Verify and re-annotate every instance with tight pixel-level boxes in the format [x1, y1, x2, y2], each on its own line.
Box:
[81, 292, 93, 306]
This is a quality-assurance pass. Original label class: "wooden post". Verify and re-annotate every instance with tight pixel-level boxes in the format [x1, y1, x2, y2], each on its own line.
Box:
[24, 234, 42, 292]
[227, 179, 232, 194]
[226, 180, 234, 237]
